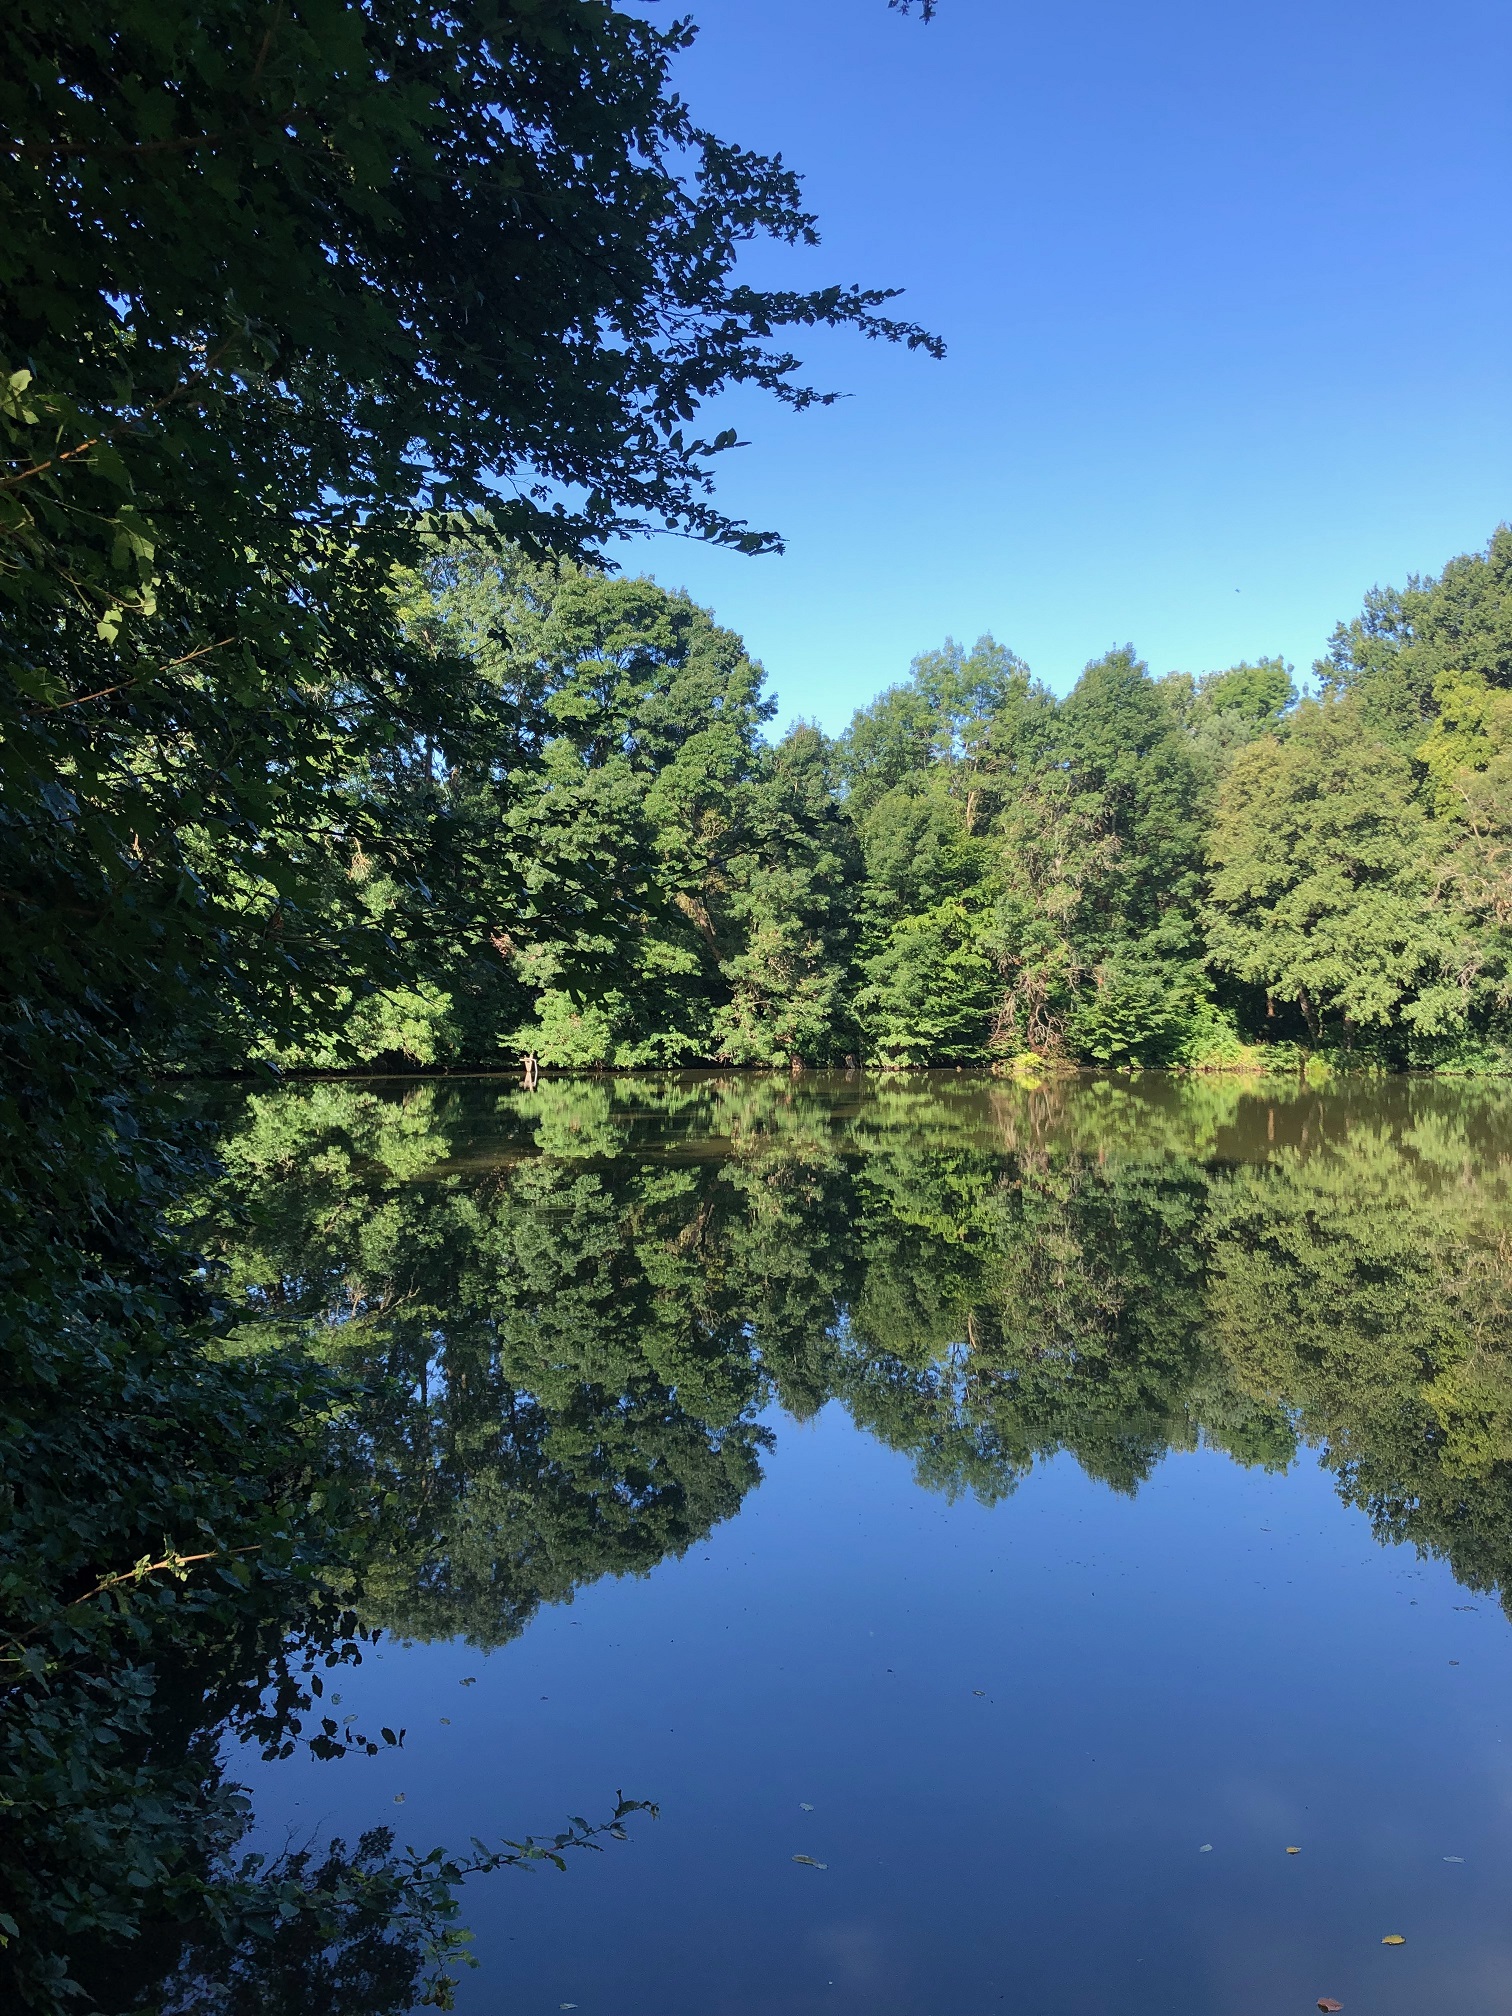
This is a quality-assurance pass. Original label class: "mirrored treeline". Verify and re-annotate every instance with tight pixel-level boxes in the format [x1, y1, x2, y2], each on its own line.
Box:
[193, 1070, 1512, 1647]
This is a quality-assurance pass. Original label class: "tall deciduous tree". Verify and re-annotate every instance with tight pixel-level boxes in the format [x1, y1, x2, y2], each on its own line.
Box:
[1319, 526, 1512, 746]
[1205, 701, 1467, 1042]
[714, 723, 862, 1066]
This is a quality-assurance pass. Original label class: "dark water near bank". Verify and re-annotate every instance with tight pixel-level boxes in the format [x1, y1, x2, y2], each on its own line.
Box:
[206, 1070, 1512, 2014]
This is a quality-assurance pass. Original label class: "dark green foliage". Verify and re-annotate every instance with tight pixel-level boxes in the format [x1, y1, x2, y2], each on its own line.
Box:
[366, 554, 865, 1068]
[2, 0, 938, 560]
[0, 0, 930, 2004]
[1054, 645, 1209, 950]
[837, 636, 1033, 817]
[714, 723, 862, 1064]
[859, 776, 988, 926]
[1063, 958, 1209, 1067]
[853, 895, 1002, 1065]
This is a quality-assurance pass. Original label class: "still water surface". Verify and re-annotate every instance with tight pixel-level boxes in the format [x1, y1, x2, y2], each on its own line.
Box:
[210, 1071, 1512, 2014]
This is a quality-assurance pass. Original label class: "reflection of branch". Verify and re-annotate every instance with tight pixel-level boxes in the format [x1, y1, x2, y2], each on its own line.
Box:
[456, 1793, 659, 1878]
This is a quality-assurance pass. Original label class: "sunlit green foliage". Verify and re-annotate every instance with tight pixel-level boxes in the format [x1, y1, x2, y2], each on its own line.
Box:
[1206, 700, 1466, 1042]
[206, 523, 1512, 1077]
[1320, 526, 1512, 747]
[320, 552, 866, 1069]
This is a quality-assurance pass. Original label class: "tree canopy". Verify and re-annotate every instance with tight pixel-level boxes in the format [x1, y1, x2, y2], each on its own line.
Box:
[224, 523, 1511, 1077]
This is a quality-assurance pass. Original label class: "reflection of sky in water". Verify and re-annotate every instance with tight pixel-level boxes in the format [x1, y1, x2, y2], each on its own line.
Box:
[212, 1073, 1512, 2014]
[241, 1416, 1512, 2015]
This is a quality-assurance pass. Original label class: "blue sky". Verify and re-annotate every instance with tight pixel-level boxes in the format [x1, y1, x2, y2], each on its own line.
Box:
[609, 0, 1511, 733]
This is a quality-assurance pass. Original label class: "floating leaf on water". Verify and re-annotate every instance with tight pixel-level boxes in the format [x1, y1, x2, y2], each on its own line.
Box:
[973, 1689, 986, 1696]
[1382, 1935, 1406, 1945]
[1317, 1998, 1343, 2010]
[439, 1717, 451, 1725]
[792, 1854, 827, 1868]
[460, 1677, 476, 1687]
[393, 1793, 405, 1803]
[1286, 1845, 1301, 1854]
[1444, 1855, 1464, 1863]
[800, 1802, 814, 1811]
[1199, 1843, 1213, 1853]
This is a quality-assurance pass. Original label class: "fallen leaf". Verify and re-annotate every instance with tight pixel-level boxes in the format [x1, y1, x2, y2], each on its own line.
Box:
[1199, 1844, 1213, 1853]
[393, 1794, 405, 1803]
[792, 1854, 827, 1869]
[973, 1689, 986, 1696]
[1449, 1660, 1460, 1666]
[800, 1802, 814, 1811]
[1317, 1998, 1343, 2011]
[1286, 1845, 1301, 1854]
[1382, 1935, 1405, 1946]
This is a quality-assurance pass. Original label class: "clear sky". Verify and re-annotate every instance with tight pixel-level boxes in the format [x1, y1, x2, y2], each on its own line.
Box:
[607, 0, 1512, 733]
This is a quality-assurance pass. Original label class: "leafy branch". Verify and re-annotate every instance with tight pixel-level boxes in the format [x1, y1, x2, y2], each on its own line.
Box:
[0, 1543, 266, 1666]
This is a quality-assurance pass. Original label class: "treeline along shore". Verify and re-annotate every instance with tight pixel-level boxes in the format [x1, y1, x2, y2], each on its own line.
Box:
[264, 526, 1512, 1079]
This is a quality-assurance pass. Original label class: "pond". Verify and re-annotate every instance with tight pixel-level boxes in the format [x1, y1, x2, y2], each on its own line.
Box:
[201, 1070, 1512, 2015]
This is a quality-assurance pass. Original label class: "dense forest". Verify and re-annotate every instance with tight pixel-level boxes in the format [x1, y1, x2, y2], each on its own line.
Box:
[252, 525, 1512, 1078]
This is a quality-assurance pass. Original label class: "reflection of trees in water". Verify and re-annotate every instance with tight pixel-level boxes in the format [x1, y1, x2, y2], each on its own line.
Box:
[199, 1075, 844, 1649]
[86, 1067, 1512, 2013]
[199, 1070, 1512, 1642]
[839, 1079, 1512, 1596]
